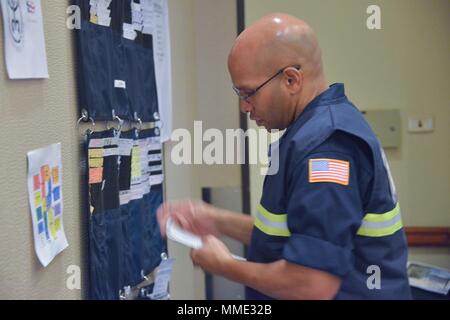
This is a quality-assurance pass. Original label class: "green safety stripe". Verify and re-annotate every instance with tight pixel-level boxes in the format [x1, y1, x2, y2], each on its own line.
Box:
[254, 204, 291, 237]
[357, 203, 403, 237]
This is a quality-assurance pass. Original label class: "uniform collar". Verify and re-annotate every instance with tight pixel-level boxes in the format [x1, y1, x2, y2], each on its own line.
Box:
[305, 83, 346, 109]
[281, 83, 347, 139]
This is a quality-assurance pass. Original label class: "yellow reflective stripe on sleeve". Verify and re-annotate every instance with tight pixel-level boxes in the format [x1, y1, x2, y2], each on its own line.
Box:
[357, 220, 403, 237]
[254, 217, 291, 237]
[361, 203, 400, 223]
[254, 204, 291, 237]
[357, 203, 403, 237]
[258, 204, 288, 223]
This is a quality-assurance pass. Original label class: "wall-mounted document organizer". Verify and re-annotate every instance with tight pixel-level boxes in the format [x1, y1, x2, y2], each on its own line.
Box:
[74, 0, 159, 123]
[73, 0, 168, 300]
[84, 128, 165, 300]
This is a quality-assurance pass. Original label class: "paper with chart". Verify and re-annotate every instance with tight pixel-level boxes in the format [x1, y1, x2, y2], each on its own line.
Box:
[27, 143, 68, 267]
[0, 0, 49, 79]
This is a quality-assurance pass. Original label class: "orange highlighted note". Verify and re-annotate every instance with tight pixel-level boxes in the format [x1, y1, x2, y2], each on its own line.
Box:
[41, 165, 50, 183]
[52, 167, 59, 184]
[89, 167, 103, 184]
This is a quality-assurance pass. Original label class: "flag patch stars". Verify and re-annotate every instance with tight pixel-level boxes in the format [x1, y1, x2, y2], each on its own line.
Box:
[309, 158, 350, 186]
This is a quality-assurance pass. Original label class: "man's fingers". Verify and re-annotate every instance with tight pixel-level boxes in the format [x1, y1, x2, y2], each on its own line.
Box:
[190, 249, 199, 267]
[156, 204, 168, 237]
[156, 199, 204, 237]
[201, 234, 215, 243]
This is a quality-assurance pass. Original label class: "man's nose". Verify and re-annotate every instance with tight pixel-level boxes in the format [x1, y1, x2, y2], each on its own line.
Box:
[239, 99, 252, 114]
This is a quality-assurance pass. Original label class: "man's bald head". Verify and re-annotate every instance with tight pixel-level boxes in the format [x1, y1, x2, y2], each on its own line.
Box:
[228, 13, 328, 130]
[228, 13, 324, 82]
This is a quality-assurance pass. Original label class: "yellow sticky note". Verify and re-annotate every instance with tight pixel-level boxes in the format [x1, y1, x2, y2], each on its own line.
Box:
[90, 15, 98, 24]
[132, 146, 140, 157]
[132, 165, 141, 178]
[48, 209, 57, 240]
[89, 158, 104, 168]
[89, 148, 104, 159]
[54, 217, 61, 233]
[34, 191, 42, 207]
[131, 146, 141, 177]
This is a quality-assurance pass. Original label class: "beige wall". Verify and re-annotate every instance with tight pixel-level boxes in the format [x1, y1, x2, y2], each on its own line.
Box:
[163, 0, 203, 300]
[194, 0, 240, 189]
[0, 0, 238, 300]
[0, 1, 82, 299]
[246, 0, 450, 268]
[165, 0, 239, 299]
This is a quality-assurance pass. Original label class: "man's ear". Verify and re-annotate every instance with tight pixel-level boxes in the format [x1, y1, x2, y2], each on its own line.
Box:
[284, 68, 302, 93]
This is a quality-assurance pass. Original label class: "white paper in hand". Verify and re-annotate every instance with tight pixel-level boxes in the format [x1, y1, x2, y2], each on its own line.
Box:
[166, 218, 246, 261]
[166, 217, 203, 249]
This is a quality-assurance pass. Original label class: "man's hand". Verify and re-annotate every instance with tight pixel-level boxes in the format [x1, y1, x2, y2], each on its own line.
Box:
[190, 235, 234, 275]
[156, 200, 220, 238]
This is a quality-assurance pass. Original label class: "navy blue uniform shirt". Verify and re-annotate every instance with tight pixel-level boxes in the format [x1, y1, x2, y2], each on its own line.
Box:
[246, 83, 411, 300]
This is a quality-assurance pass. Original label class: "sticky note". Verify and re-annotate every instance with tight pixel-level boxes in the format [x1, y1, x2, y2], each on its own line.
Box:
[34, 191, 42, 207]
[53, 186, 60, 202]
[47, 180, 52, 197]
[131, 146, 141, 178]
[41, 165, 50, 182]
[38, 221, 45, 234]
[53, 203, 61, 216]
[46, 193, 52, 209]
[36, 206, 43, 221]
[41, 181, 46, 198]
[33, 175, 40, 191]
[89, 148, 104, 159]
[44, 212, 50, 240]
[89, 157, 104, 168]
[48, 209, 57, 240]
[54, 217, 61, 232]
[89, 167, 103, 184]
[131, 159, 141, 178]
[132, 146, 141, 158]
[90, 15, 98, 24]
[52, 167, 59, 184]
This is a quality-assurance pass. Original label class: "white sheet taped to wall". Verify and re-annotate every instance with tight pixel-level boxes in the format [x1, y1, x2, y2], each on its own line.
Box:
[0, 0, 49, 79]
[27, 143, 68, 267]
[142, 0, 172, 142]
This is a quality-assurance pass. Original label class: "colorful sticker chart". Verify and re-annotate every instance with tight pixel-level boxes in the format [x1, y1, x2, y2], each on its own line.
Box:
[27, 143, 68, 267]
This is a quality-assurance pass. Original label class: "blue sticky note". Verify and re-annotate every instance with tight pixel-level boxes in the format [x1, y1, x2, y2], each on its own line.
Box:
[53, 203, 61, 216]
[46, 194, 52, 209]
[36, 207, 43, 221]
[38, 221, 45, 234]
[53, 186, 60, 202]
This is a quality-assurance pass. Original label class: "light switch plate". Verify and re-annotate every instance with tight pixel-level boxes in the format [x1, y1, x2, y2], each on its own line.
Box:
[408, 116, 433, 133]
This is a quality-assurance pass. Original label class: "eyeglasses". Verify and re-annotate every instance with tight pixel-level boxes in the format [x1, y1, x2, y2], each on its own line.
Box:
[232, 65, 301, 101]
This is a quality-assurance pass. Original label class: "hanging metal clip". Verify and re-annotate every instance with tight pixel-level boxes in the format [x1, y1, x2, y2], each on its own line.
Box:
[76, 109, 95, 134]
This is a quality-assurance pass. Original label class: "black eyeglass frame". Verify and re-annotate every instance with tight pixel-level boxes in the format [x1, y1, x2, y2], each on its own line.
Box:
[232, 64, 301, 101]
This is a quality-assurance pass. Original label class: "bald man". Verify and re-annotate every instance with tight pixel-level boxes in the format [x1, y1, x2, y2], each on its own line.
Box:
[157, 14, 411, 300]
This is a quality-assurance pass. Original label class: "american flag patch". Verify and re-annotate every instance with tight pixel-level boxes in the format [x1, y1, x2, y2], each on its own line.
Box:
[309, 158, 350, 185]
